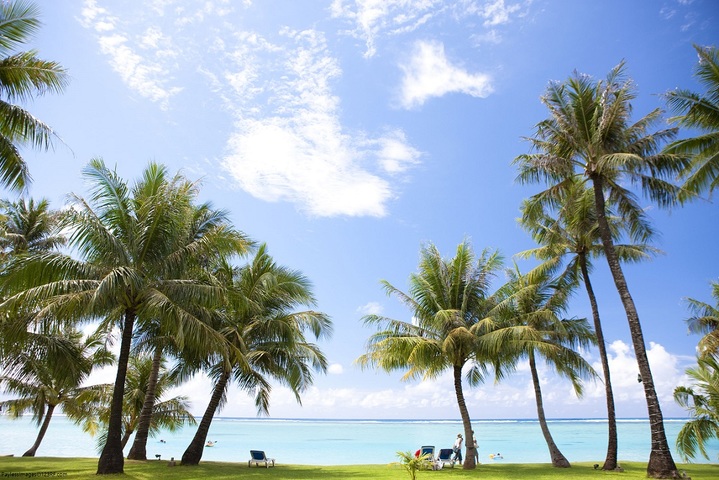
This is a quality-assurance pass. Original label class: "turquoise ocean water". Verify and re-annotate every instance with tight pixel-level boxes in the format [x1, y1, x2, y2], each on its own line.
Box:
[1, 416, 716, 466]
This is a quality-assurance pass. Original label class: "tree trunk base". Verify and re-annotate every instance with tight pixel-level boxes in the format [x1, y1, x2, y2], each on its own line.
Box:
[97, 450, 124, 474]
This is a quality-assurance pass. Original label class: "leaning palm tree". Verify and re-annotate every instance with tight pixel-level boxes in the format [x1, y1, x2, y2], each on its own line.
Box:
[0, 328, 113, 457]
[684, 280, 719, 359]
[514, 63, 687, 478]
[518, 180, 660, 470]
[358, 240, 503, 470]
[0, 1, 68, 191]
[180, 245, 332, 465]
[492, 267, 596, 468]
[79, 353, 196, 452]
[0, 159, 251, 474]
[673, 355, 719, 462]
[664, 45, 719, 197]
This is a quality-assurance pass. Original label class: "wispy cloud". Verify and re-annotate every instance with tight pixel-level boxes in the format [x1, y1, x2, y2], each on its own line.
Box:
[330, 0, 445, 58]
[80, 1, 420, 217]
[80, 0, 183, 109]
[331, 0, 529, 58]
[479, 0, 521, 27]
[398, 40, 493, 109]
[357, 301, 384, 316]
[221, 29, 420, 217]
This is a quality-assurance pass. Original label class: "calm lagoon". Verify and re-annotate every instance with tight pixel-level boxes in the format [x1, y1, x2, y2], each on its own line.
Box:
[1, 416, 716, 466]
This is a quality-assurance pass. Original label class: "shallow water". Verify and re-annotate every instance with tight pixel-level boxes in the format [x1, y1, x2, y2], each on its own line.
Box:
[1, 416, 716, 465]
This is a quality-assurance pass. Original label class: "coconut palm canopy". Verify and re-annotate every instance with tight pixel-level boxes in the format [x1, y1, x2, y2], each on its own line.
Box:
[1, 1, 717, 423]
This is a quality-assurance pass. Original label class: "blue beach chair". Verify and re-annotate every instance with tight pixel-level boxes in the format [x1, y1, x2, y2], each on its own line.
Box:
[437, 448, 455, 468]
[248, 450, 275, 468]
[419, 445, 435, 461]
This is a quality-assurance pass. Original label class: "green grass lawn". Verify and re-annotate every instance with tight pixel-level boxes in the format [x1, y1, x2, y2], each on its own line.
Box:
[1, 457, 717, 479]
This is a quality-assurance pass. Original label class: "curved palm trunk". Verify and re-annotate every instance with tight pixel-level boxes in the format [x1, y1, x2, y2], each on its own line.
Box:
[452, 364, 476, 470]
[127, 345, 164, 460]
[97, 310, 136, 474]
[181, 369, 229, 466]
[579, 254, 618, 470]
[22, 403, 55, 457]
[528, 352, 570, 467]
[591, 177, 678, 478]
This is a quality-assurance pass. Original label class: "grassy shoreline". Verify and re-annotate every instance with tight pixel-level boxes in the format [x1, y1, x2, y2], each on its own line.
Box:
[1, 457, 717, 479]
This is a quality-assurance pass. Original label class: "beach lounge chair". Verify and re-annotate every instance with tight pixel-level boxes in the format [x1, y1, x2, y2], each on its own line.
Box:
[437, 448, 455, 468]
[419, 445, 435, 461]
[248, 450, 275, 468]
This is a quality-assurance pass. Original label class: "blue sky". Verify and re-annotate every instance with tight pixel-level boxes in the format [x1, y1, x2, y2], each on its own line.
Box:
[13, 0, 718, 420]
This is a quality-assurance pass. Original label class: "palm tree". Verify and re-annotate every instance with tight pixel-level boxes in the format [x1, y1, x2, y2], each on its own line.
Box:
[514, 63, 687, 478]
[0, 159, 251, 474]
[357, 240, 503, 470]
[0, 197, 64, 258]
[664, 45, 719, 197]
[78, 353, 196, 452]
[127, 203, 241, 461]
[0, 196, 65, 360]
[673, 355, 719, 462]
[684, 280, 719, 359]
[493, 267, 596, 468]
[180, 245, 332, 465]
[517, 181, 660, 470]
[0, 328, 113, 456]
[0, 1, 68, 191]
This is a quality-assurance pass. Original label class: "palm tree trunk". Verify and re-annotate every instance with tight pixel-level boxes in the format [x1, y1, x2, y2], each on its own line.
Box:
[22, 403, 55, 457]
[579, 254, 618, 470]
[452, 364, 476, 470]
[591, 176, 678, 478]
[528, 351, 570, 467]
[97, 310, 136, 474]
[127, 345, 163, 460]
[121, 428, 134, 450]
[181, 369, 229, 466]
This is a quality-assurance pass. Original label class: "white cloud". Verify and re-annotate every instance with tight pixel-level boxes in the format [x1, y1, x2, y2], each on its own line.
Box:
[330, 0, 445, 58]
[399, 40, 493, 109]
[331, 1, 528, 58]
[357, 302, 384, 316]
[328, 363, 344, 374]
[480, 0, 521, 27]
[79, 3, 420, 216]
[80, 0, 182, 110]
[221, 29, 420, 217]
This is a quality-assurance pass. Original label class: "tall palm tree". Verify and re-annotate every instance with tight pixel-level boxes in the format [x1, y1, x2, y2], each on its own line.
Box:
[673, 355, 719, 462]
[127, 203, 241, 461]
[683, 280, 719, 359]
[664, 45, 719, 197]
[492, 267, 596, 468]
[0, 328, 113, 457]
[357, 240, 503, 470]
[514, 63, 687, 478]
[180, 245, 332, 465]
[0, 159, 251, 474]
[0, 1, 68, 191]
[517, 181, 660, 470]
